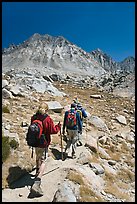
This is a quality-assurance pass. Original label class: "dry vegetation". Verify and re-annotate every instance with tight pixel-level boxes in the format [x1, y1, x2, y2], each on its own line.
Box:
[66, 169, 85, 185]
[79, 185, 105, 202]
[2, 82, 135, 201]
[103, 167, 134, 201]
[66, 169, 105, 202]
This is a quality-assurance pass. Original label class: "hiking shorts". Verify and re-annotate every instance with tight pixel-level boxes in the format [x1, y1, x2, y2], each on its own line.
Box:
[35, 147, 48, 162]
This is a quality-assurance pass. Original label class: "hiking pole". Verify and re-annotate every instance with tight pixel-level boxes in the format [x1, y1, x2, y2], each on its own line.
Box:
[60, 123, 64, 161]
[42, 166, 59, 176]
[31, 147, 34, 158]
[60, 130, 64, 161]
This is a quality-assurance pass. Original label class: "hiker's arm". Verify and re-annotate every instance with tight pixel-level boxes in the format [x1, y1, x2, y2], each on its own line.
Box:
[82, 109, 88, 118]
[50, 118, 61, 134]
[77, 113, 82, 132]
[43, 117, 61, 135]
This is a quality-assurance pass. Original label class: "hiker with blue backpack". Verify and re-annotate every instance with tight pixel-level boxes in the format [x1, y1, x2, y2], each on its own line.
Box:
[76, 103, 88, 146]
[62, 103, 82, 159]
[27, 103, 61, 197]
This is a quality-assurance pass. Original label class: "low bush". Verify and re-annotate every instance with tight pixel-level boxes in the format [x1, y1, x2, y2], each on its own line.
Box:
[2, 105, 10, 113]
[9, 139, 19, 149]
[2, 136, 10, 163]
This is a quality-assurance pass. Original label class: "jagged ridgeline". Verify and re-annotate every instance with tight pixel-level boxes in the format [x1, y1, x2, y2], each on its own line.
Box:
[2, 33, 135, 75]
[2, 33, 135, 98]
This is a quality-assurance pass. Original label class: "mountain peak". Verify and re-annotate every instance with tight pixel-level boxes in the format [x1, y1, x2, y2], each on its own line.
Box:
[96, 48, 103, 52]
[2, 33, 135, 75]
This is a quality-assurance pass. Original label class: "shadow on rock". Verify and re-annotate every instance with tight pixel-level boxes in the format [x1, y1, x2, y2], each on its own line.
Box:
[27, 191, 43, 199]
[7, 166, 35, 189]
[50, 147, 63, 160]
[50, 147, 68, 161]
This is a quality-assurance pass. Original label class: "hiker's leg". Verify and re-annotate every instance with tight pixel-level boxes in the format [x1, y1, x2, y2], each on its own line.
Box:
[77, 121, 83, 146]
[79, 121, 83, 143]
[64, 129, 72, 156]
[36, 147, 48, 179]
[36, 159, 41, 175]
[72, 130, 78, 158]
[77, 131, 83, 146]
[35, 148, 42, 175]
[31, 147, 48, 196]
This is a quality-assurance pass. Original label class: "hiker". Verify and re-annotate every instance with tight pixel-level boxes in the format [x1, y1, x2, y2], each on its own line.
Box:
[76, 103, 87, 146]
[30, 103, 61, 196]
[73, 96, 79, 104]
[62, 103, 82, 159]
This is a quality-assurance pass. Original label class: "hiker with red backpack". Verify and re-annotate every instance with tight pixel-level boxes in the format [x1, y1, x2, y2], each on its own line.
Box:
[28, 103, 61, 197]
[62, 103, 82, 159]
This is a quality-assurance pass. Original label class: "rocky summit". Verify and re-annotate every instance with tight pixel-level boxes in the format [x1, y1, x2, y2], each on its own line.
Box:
[2, 33, 135, 98]
[2, 33, 135, 202]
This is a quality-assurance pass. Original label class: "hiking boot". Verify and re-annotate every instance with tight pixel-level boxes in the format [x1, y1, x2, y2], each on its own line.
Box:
[30, 178, 43, 197]
[72, 153, 76, 159]
[77, 141, 83, 146]
[63, 152, 68, 160]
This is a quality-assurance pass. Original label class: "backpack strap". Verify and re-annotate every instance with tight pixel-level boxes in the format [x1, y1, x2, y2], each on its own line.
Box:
[34, 114, 48, 135]
[31, 147, 34, 158]
[41, 114, 48, 132]
[33, 114, 48, 125]
[69, 109, 76, 113]
[42, 114, 48, 121]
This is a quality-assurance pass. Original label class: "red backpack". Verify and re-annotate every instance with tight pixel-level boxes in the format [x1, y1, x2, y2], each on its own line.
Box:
[66, 110, 77, 128]
[26, 114, 48, 148]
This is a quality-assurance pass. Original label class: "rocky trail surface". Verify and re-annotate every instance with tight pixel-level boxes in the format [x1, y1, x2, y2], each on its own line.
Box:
[2, 83, 135, 202]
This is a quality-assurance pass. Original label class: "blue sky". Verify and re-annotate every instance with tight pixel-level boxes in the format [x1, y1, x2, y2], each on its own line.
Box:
[2, 2, 135, 62]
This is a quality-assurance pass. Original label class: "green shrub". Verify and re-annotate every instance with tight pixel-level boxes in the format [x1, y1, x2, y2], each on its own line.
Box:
[9, 139, 19, 149]
[2, 105, 10, 113]
[2, 136, 10, 163]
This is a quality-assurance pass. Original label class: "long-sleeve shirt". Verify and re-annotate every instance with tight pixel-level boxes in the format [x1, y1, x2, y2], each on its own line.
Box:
[31, 113, 60, 147]
[78, 107, 88, 121]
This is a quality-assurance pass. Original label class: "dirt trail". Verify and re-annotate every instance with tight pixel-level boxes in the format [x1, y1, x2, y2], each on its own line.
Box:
[2, 158, 70, 202]
[2, 85, 135, 202]
[2, 144, 85, 202]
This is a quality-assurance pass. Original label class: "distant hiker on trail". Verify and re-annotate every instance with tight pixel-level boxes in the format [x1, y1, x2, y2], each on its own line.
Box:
[29, 103, 61, 197]
[73, 96, 79, 104]
[76, 103, 87, 146]
[71, 98, 88, 146]
[62, 103, 82, 159]
[73, 98, 87, 122]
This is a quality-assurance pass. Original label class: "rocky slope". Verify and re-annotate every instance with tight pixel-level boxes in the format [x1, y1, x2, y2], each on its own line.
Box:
[91, 48, 135, 73]
[2, 33, 135, 202]
[2, 33, 135, 76]
[2, 33, 135, 98]
[2, 80, 135, 202]
[2, 33, 106, 77]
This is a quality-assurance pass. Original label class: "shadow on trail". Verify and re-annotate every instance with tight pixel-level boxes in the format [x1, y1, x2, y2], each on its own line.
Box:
[7, 166, 35, 189]
[50, 147, 69, 161]
[27, 191, 43, 199]
[49, 147, 63, 160]
[7, 166, 44, 199]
